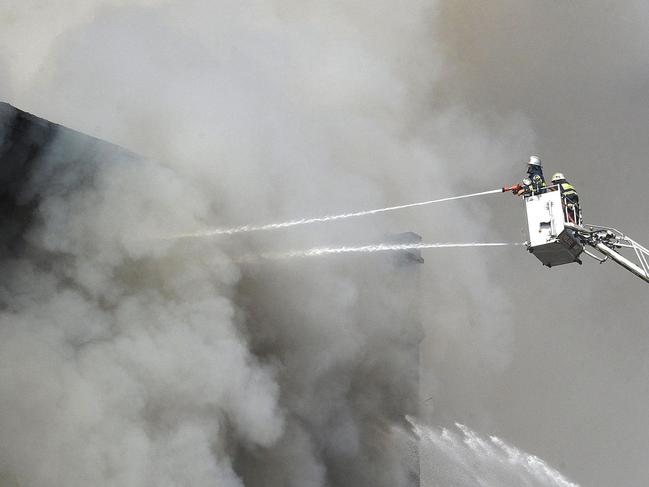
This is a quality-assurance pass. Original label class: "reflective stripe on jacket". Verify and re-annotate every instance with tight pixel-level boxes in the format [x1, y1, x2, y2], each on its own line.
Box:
[560, 182, 578, 203]
[531, 174, 546, 193]
[561, 182, 576, 195]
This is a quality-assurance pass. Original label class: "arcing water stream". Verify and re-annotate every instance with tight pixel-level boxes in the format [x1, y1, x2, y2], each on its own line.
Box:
[408, 417, 580, 487]
[235, 242, 521, 263]
[172, 188, 503, 239]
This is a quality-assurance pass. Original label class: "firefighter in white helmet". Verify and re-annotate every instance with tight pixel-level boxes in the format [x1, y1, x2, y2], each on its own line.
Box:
[550, 172, 580, 224]
[516, 155, 546, 196]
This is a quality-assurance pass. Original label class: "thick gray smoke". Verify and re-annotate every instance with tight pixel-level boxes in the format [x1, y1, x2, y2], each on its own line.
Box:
[6, 1, 643, 486]
[0, 1, 530, 486]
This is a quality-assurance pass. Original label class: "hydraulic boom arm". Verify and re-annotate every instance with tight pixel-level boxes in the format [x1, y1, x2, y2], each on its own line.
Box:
[565, 223, 649, 284]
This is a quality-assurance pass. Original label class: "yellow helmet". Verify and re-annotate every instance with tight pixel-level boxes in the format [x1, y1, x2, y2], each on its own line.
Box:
[551, 172, 566, 183]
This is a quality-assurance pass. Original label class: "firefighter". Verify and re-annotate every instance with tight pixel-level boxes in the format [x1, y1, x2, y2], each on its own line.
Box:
[551, 172, 580, 224]
[516, 155, 546, 196]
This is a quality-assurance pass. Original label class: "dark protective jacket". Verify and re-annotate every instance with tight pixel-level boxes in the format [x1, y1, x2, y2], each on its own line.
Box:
[559, 181, 578, 205]
[523, 165, 546, 194]
[557, 180, 580, 224]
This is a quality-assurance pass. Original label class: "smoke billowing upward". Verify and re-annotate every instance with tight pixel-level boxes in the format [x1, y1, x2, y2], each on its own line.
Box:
[0, 2, 526, 486]
[3, 1, 645, 486]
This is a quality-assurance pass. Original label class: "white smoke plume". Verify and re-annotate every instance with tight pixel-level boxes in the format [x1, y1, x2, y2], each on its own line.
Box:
[0, 1, 534, 486]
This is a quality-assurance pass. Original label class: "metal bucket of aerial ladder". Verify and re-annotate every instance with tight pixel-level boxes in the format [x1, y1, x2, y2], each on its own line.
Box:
[524, 189, 649, 284]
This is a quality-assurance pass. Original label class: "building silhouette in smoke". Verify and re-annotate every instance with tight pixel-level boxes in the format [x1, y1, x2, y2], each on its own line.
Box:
[0, 102, 423, 487]
[0, 102, 138, 256]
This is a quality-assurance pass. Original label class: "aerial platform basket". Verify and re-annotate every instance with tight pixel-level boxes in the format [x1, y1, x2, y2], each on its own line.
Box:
[525, 191, 583, 267]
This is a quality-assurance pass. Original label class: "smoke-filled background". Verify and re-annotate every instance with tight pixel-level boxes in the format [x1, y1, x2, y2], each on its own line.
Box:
[0, 1, 648, 486]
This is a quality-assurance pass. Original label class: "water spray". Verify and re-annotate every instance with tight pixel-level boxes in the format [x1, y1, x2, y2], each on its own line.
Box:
[172, 188, 504, 239]
[235, 241, 523, 263]
[407, 416, 580, 487]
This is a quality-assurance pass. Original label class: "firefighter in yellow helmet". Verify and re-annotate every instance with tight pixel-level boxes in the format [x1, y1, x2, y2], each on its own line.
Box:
[551, 172, 580, 224]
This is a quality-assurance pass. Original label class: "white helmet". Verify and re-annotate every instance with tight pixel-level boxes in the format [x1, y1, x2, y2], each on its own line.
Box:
[528, 155, 542, 167]
[551, 172, 566, 183]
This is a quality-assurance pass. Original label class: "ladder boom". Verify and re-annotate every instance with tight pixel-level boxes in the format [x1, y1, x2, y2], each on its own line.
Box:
[565, 223, 649, 285]
[594, 242, 649, 284]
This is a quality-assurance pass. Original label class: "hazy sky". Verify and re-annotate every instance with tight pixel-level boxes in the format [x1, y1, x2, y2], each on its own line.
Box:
[1, 2, 648, 486]
[426, 3, 649, 486]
